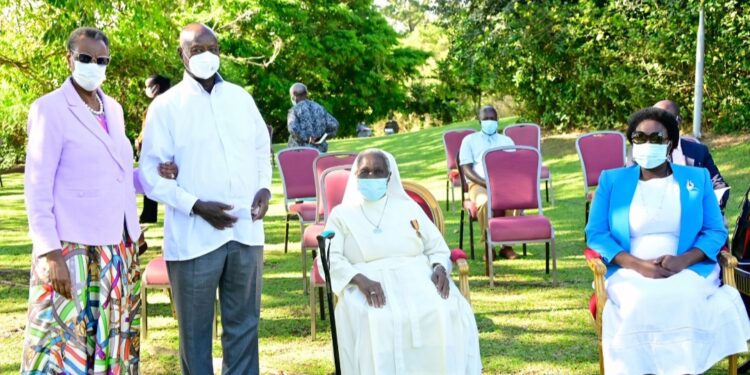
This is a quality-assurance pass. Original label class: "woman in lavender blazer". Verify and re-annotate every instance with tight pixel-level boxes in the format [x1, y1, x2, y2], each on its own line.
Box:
[21, 28, 145, 374]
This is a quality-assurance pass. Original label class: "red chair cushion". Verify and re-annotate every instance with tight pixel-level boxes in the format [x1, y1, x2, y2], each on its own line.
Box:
[589, 294, 597, 318]
[303, 223, 325, 249]
[144, 256, 170, 286]
[289, 202, 317, 222]
[541, 165, 550, 179]
[311, 256, 326, 285]
[463, 200, 478, 219]
[451, 249, 467, 262]
[488, 215, 552, 242]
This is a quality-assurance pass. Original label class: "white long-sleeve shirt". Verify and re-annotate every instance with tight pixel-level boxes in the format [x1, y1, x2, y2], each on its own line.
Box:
[139, 73, 271, 261]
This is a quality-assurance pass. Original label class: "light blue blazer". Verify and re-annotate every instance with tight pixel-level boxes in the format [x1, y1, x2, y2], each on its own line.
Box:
[585, 164, 727, 278]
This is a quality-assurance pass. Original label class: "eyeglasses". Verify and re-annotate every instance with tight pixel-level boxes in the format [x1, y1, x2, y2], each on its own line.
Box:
[74, 52, 111, 66]
[631, 131, 667, 144]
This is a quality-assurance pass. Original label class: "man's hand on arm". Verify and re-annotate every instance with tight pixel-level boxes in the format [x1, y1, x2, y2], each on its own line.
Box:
[192, 200, 238, 230]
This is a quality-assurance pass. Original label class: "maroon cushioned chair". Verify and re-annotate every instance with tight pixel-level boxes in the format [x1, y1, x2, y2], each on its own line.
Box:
[503, 123, 554, 204]
[483, 145, 557, 286]
[277, 147, 321, 255]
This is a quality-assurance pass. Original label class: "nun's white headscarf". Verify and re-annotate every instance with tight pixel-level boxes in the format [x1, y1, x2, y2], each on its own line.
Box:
[340, 149, 410, 206]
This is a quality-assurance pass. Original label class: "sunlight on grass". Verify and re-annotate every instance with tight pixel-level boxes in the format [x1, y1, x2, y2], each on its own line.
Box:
[1, 120, 748, 374]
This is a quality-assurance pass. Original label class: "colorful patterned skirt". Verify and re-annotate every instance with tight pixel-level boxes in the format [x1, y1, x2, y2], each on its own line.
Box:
[21, 236, 141, 374]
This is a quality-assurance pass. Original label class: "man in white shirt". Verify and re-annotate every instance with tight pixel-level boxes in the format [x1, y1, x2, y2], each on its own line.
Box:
[139, 23, 271, 375]
[459, 105, 518, 259]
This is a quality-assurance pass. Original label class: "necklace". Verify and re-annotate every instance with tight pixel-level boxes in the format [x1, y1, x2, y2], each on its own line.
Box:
[86, 94, 104, 116]
[638, 176, 671, 213]
[360, 197, 388, 234]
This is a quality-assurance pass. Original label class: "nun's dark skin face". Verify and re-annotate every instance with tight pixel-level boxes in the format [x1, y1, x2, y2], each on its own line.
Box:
[356, 152, 390, 179]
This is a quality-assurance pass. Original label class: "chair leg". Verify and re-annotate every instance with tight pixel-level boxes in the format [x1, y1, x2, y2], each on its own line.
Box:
[729, 354, 738, 375]
[459, 209, 465, 253]
[545, 242, 550, 274]
[302, 247, 308, 294]
[584, 201, 591, 242]
[445, 180, 449, 211]
[523, 243, 527, 257]
[469, 217, 475, 260]
[167, 288, 177, 319]
[545, 180, 549, 203]
[213, 292, 220, 339]
[451, 185, 456, 212]
[598, 341, 605, 375]
[284, 214, 290, 254]
[487, 238, 494, 287]
[141, 286, 148, 340]
[310, 282, 317, 340]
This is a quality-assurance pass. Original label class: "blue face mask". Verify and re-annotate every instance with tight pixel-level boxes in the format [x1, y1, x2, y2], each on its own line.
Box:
[481, 120, 498, 135]
[632, 143, 669, 169]
[358, 178, 388, 201]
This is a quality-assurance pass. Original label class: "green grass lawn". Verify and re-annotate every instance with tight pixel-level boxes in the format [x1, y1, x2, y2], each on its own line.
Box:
[1, 119, 749, 374]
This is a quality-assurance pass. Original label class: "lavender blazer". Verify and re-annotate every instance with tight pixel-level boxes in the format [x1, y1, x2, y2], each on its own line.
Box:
[25, 78, 140, 257]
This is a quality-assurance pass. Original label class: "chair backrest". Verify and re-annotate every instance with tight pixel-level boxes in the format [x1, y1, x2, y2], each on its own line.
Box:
[455, 152, 469, 196]
[483, 146, 543, 215]
[314, 152, 358, 217]
[402, 180, 445, 235]
[443, 129, 476, 171]
[320, 166, 351, 221]
[504, 123, 541, 151]
[576, 131, 626, 191]
[277, 147, 320, 205]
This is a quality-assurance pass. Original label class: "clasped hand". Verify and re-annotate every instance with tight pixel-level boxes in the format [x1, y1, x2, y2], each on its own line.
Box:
[352, 265, 450, 308]
[637, 255, 689, 279]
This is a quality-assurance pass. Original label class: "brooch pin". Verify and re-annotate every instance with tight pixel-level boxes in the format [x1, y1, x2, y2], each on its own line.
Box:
[687, 180, 696, 191]
[410, 219, 422, 239]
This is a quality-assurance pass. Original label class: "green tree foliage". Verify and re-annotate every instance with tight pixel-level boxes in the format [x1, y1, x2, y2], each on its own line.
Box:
[0, 0, 427, 168]
[437, 0, 750, 133]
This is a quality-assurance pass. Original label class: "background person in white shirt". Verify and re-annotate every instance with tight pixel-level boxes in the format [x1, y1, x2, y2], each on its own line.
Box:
[139, 23, 271, 375]
[459, 105, 518, 259]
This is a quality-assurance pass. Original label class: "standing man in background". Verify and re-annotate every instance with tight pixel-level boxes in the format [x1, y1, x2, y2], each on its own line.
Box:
[139, 23, 271, 375]
[287, 82, 338, 152]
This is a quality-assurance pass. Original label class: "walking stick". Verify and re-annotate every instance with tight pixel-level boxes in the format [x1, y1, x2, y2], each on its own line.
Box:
[317, 230, 341, 375]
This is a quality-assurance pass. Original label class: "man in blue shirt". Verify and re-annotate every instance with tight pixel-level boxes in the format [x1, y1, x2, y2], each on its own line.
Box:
[459, 105, 518, 259]
[287, 82, 339, 152]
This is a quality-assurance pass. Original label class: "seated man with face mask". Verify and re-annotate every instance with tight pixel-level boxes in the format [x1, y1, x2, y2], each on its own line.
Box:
[458, 105, 517, 259]
[323, 149, 481, 375]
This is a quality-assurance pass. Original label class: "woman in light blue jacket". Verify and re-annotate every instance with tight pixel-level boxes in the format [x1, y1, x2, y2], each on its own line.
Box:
[586, 107, 750, 375]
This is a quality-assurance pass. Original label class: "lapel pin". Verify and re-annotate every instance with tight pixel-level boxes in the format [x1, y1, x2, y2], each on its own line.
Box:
[686, 180, 695, 191]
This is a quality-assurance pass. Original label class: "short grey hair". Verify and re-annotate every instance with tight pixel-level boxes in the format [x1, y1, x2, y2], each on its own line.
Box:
[290, 82, 307, 96]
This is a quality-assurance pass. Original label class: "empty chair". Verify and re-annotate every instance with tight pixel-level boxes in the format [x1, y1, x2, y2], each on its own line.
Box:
[277, 147, 320, 254]
[483, 145, 557, 286]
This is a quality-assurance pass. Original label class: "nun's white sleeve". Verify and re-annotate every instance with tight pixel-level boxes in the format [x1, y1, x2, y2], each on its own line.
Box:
[323, 207, 361, 296]
[415, 204, 452, 273]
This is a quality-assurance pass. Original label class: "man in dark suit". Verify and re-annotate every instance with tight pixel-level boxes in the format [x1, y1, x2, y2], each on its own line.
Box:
[654, 100, 730, 209]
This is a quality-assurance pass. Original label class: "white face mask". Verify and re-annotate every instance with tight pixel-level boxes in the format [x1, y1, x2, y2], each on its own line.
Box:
[144, 86, 156, 99]
[632, 143, 669, 169]
[188, 51, 220, 79]
[72, 61, 106, 91]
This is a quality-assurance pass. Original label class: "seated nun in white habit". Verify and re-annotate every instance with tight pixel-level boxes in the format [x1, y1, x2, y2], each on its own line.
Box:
[322, 149, 481, 375]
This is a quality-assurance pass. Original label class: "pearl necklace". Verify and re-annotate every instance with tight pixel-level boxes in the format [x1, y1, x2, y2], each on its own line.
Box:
[86, 94, 104, 116]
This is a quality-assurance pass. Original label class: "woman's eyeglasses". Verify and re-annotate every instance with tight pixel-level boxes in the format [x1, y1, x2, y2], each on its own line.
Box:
[631, 131, 666, 144]
[74, 53, 111, 66]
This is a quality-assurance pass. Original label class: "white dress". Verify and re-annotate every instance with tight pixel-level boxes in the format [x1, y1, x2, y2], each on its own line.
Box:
[602, 175, 750, 375]
[325, 197, 482, 375]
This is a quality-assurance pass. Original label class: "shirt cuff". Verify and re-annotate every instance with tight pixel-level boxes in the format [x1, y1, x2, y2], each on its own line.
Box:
[175, 190, 199, 216]
[33, 238, 62, 258]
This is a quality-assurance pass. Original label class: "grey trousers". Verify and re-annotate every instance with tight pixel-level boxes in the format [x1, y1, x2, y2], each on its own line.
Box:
[167, 241, 263, 375]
